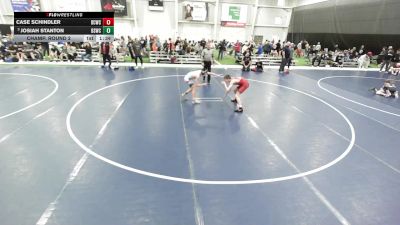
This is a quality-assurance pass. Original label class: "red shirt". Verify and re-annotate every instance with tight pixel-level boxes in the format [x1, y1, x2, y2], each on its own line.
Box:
[234, 43, 241, 52]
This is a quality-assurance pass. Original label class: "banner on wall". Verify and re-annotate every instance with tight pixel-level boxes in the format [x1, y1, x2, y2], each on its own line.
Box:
[51, 0, 87, 11]
[101, 0, 127, 16]
[11, 0, 41, 12]
[149, 0, 164, 11]
[220, 3, 247, 27]
[182, 2, 208, 21]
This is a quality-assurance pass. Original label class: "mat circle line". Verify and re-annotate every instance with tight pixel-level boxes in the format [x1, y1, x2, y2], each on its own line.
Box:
[66, 75, 355, 185]
[318, 75, 400, 117]
[0, 73, 59, 120]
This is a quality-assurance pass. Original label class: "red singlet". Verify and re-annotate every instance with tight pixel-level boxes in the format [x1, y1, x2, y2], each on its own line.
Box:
[236, 78, 249, 94]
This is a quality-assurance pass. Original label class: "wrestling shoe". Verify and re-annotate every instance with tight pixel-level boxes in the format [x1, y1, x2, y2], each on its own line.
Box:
[234, 107, 243, 113]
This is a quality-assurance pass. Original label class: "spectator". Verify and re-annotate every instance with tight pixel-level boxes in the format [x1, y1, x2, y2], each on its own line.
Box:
[217, 39, 226, 60]
[234, 40, 241, 58]
[0, 41, 5, 61]
[140, 37, 146, 51]
[263, 40, 269, 55]
[156, 36, 161, 51]
[305, 41, 310, 57]
[49, 43, 60, 61]
[176, 42, 183, 55]
[376, 47, 386, 65]
[100, 42, 112, 68]
[174, 37, 181, 49]
[182, 39, 188, 53]
[167, 38, 174, 55]
[276, 40, 281, 53]
[301, 40, 307, 55]
[242, 52, 251, 71]
[81, 42, 92, 61]
[251, 59, 263, 72]
[59, 43, 68, 61]
[333, 51, 344, 67]
[390, 47, 399, 71]
[127, 36, 135, 59]
[358, 52, 372, 69]
[358, 45, 365, 55]
[334, 44, 340, 53]
[208, 39, 215, 49]
[296, 41, 302, 57]
[151, 40, 158, 52]
[32, 44, 44, 60]
[200, 38, 206, 50]
[343, 49, 350, 62]
[132, 38, 143, 68]
[119, 36, 126, 54]
[40, 42, 49, 57]
[162, 40, 168, 52]
[4, 52, 19, 62]
[256, 43, 263, 56]
[311, 50, 323, 67]
[248, 41, 255, 55]
[279, 42, 290, 73]
[287, 43, 295, 69]
[350, 47, 358, 59]
[315, 42, 321, 52]
[241, 43, 249, 54]
[66, 43, 77, 61]
[380, 46, 392, 73]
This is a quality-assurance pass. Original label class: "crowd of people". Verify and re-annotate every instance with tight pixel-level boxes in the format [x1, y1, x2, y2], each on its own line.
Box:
[0, 34, 399, 75]
[0, 34, 398, 100]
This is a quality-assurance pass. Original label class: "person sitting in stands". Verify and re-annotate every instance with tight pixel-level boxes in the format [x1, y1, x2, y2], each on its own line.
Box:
[66, 43, 77, 61]
[4, 52, 19, 62]
[242, 52, 251, 71]
[81, 42, 92, 61]
[59, 43, 68, 61]
[311, 51, 323, 67]
[251, 60, 263, 72]
[332, 51, 344, 67]
[49, 44, 61, 61]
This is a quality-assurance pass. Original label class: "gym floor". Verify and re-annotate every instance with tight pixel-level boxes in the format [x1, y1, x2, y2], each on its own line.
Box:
[0, 65, 399, 225]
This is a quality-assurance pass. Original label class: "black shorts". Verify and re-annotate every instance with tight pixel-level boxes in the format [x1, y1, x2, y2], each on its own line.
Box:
[203, 61, 211, 72]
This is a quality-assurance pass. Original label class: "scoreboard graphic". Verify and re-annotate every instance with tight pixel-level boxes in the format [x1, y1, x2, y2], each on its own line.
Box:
[13, 12, 114, 42]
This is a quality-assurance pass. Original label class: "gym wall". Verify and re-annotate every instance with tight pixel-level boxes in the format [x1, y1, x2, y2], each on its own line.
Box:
[288, 0, 400, 53]
[0, 0, 294, 42]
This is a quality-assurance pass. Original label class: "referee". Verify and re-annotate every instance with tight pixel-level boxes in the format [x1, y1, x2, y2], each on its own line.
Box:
[201, 43, 214, 84]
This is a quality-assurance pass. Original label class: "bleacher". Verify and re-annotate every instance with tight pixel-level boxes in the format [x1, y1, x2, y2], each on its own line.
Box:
[50, 48, 126, 63]
[149, 51, 202, 64]
[308, 59, 358, 67]
[74, 49, 100, 62]
[237, 54, 296, 66]
[252, 55, 296, 66]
